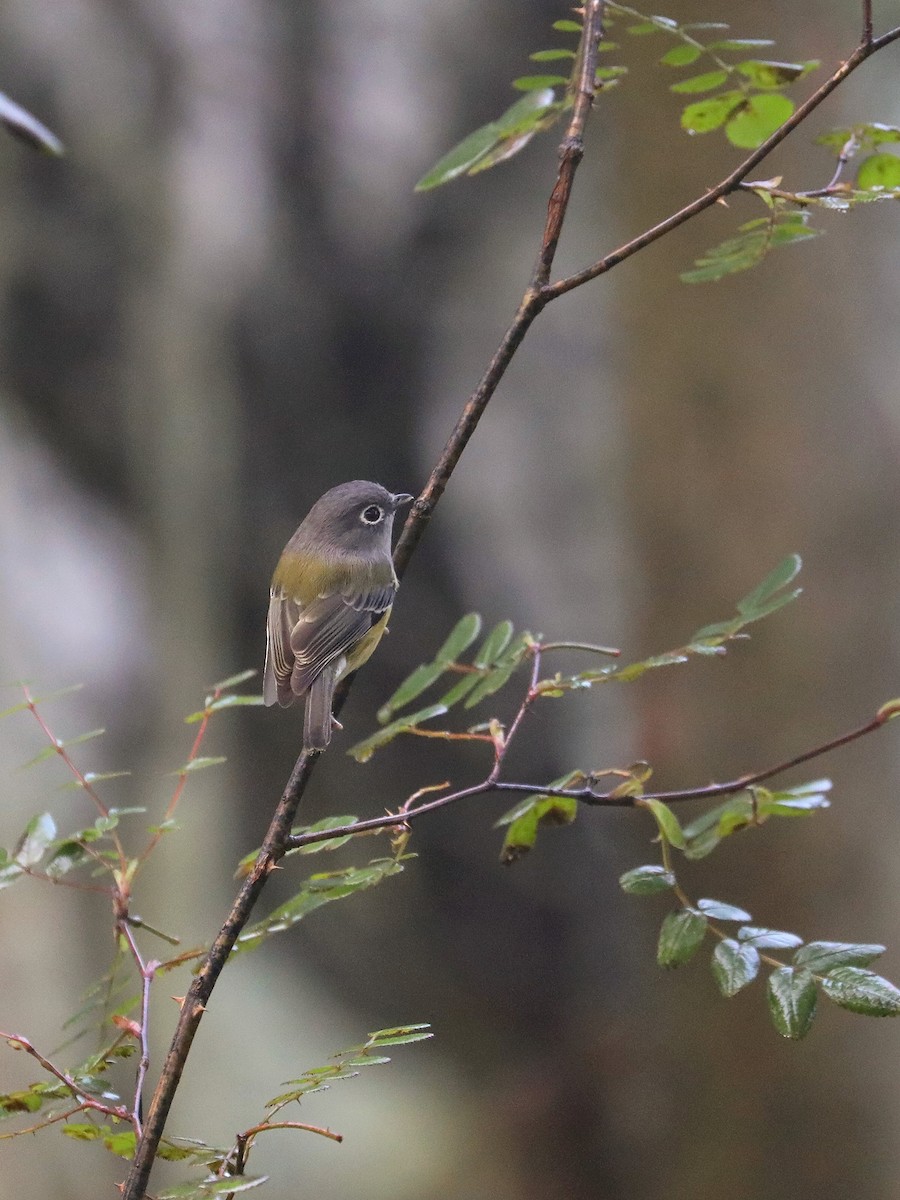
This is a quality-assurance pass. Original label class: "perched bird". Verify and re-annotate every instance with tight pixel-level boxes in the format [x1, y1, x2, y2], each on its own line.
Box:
[263, 480, 414, 751]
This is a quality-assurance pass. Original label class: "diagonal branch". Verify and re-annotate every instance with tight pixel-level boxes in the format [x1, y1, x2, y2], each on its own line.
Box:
[122, 10, 900, 1196]
[122, 15, 609, 1195]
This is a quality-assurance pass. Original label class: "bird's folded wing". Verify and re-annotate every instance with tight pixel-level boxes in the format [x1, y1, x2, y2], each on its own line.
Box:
[265, 582, 395, 705]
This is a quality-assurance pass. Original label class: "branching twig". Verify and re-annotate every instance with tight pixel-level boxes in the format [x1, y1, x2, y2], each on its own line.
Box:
[543, 22, 900, 300]
[123, 752, 316, 1196]
[121, 8, 900, 1194]
[0, 1032, 131, 1125]
[285, 666, 892, 851]
[119, 922, 157, 1136]
[22, 686, 128, 876]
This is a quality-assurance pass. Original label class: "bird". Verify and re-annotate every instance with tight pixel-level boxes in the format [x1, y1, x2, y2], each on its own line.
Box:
[263, 480, 414, 751]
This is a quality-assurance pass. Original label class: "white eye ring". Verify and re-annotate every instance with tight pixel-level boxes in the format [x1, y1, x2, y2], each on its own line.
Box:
[361, 504, 385, 525]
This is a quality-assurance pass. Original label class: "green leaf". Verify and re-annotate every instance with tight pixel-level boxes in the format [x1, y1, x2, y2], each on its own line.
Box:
[708, 38, 774, 51]
[415, 125, 503, 190]
[236, 858, 405, 952]
[735, 59, 818, 88]
[767, 967, 817, 1038]
[462, 662, 519, 708]
[289, 815, 358, 855]
[14, 813, 57, 866]
[62, 1122, 103, 1141]
[660, 45, 701, 67]
[657, 909, 708, 968]
[435, 613, 483, 663]
[725, 93, 794, 149]
[595, 66, 628, 84]
[794, 942, 885, 972]
[619, 864, 676, 895]
[473, 621, 515, 669]
[45, 840, 90, 877]
[495, 772, 582, 827]
[530, 49, 577, 61]
[172, 756, 227, 774]
[512, 75, 568, 91]
[207, 693, 264, 712]
[499, 792, 577, 864]
[861, 123, 900, 145]
[158, 1177, 268, 1199]
[552, 19, 582, 32]
[682, 211, 819, 283]
[367, 1027, 434, 1047]
[0, 848, 24, 890]
[696, 898, 751, 921]
[857, 153, 900, 190]
[378, 661, 448, 722]
[102, 1128, 138, 1158]
[0, 90, 64, 155]
[739, 926, 803, 950]
[348, 703, 448, 762]
[670, 70, 729, 94]
[436, 673, 481, 708]
[712, 938, 760, 996]
[210, 668, 258, 690]
[681, 91, 744, 134]
[414, 84, 561, 191]
[626, 21, 662, 35]
[737, 554, 802, 617]
[820, 967, 900, 1016]
[639, 798, 686, 849]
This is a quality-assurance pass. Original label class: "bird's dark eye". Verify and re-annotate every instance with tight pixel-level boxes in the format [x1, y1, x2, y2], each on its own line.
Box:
[361, 504, 384, 525]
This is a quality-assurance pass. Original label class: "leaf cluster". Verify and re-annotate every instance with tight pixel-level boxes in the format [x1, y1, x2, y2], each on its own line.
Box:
[416, 6, 819, 191]
[348, 614, 531, 762]
[622, 800, 900, 1038]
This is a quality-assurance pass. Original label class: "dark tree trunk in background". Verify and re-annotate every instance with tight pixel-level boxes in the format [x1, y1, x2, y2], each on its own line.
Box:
[0, 1, 898, 1198]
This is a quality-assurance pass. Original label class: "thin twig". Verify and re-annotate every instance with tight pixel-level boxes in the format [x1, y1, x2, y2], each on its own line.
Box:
[123, 751, 316, 1197]
[22, 686, 128, 875]
[0, 1032, 130, 1123]
[119, 922, 156, 1136]
[286, 707, 891, 848]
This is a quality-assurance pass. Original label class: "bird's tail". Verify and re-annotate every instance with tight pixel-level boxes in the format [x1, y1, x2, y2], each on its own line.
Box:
[303, 664, 338, 752]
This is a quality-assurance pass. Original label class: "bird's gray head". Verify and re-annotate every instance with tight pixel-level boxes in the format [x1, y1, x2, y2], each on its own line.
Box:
[298, 480, 413, 557]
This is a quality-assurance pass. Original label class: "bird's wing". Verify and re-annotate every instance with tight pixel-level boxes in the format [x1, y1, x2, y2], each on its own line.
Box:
[288, 583, 395, 696]
[264, 588, 302, 707]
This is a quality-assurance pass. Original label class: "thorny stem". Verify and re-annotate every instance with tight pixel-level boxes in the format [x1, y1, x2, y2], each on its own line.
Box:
[0, 1033, 131, 1125]
[22, 685, 128, 876]
[119, 922, 156, 1136]
[136, 689, 217, 873]
[123, 751, 316, 1196]
[121, 9, 900, 1195]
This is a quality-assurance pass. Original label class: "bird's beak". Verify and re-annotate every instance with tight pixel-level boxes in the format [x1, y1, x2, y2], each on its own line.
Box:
[392, 492, 415, 510]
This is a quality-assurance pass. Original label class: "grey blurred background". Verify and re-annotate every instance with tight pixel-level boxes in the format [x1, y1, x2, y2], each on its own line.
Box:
[1, 0, 899, 1197]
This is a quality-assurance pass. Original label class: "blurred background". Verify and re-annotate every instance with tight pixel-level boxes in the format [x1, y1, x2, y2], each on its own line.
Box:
[1, 0, 899, 1196]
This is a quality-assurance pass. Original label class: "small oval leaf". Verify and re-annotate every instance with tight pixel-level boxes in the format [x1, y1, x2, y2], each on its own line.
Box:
[657, 908, 708, 968]
[712, 938, 760, 996]
[619, 864, 676, 895]
[821, 967, 900, 1016]
[767, 967, 817, 1039]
